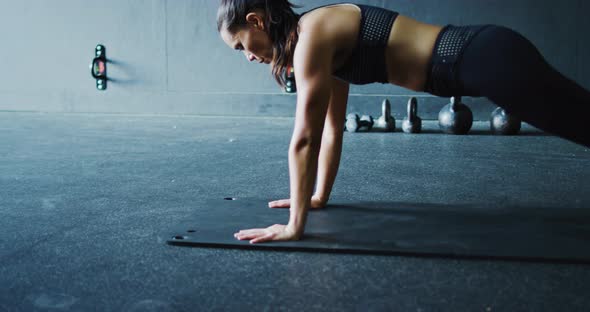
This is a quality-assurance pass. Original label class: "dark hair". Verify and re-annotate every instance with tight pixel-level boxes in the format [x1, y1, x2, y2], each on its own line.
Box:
[217, 0, 301, 88]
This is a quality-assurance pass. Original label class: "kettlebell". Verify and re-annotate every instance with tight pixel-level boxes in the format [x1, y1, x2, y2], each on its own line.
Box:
[373, 99, 396, 132]
[490, 107, 521, 135]
[438, 96, 473, 135]
[402, 97, 422, 134]
[345, 113, 374, 132]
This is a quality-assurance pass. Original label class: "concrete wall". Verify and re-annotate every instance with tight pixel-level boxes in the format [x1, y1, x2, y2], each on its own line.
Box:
[0, 0, 587, 119]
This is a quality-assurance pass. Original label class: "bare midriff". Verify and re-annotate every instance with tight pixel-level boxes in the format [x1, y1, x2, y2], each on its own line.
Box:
[385, 15, 444, 92]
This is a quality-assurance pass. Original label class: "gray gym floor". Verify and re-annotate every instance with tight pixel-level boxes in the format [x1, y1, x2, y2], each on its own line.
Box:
[1, 111, 589, 311]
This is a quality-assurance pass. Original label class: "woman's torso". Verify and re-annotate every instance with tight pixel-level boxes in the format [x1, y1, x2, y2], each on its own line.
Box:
[299, 4, 443, 91]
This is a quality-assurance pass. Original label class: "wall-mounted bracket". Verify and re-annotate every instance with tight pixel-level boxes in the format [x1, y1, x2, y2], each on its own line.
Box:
[90, 44, 107, 91]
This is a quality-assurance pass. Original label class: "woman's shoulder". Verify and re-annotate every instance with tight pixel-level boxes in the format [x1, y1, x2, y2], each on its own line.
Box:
[299, 3, 359, 26]
[298, 4, 360, 43]
[294, 4, 362, 71]
[299, 2, 359, 18]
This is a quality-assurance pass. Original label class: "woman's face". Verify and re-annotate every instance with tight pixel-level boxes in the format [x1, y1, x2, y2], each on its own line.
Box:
[220, 12, 273, 64]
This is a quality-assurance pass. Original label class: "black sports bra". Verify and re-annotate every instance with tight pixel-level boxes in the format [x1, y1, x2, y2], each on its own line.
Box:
[300, 3, 399, 84]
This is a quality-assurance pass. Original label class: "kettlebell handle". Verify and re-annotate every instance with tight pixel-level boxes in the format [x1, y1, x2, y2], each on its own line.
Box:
[450, 96, 462, 112]
[407, 97, 418, 121]
[382, 99, 391, 120]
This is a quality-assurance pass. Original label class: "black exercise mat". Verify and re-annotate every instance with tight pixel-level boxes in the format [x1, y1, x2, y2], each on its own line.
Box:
[166, 198, 590, 263]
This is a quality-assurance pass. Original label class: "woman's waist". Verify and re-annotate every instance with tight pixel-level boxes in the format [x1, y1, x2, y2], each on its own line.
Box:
[385, 19, 444, 90]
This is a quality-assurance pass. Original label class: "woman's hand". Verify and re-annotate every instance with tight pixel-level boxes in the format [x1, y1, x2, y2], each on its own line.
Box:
[268, 195, 326, 209]
[234, 224, 300, 244]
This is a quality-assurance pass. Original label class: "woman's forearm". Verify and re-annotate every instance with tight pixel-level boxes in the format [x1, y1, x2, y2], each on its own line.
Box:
[287, 138, 322, 237]
[314, 133, 343, 204]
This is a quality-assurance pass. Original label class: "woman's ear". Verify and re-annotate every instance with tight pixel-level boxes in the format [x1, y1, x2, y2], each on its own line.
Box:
[245, 12, 265, 30]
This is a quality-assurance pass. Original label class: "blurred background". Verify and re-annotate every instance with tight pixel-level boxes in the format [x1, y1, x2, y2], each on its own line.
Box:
[0, 0, 588, 119]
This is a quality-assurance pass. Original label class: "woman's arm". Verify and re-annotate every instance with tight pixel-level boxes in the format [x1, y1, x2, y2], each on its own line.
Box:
[267, 78, 349, 210]
[233, 21, 335, 243]
[314, 78, 349, 205]
[286, 29, 334, 238]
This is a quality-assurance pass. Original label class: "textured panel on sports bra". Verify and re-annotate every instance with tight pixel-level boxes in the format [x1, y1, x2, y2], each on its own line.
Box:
[333, 5, 399, 84]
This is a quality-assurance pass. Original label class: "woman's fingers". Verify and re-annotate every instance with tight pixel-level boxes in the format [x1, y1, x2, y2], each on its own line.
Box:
[234, 229, 265, 240]
[310, 197, 326, 209]
[250, 233, 275, 244]
[269, 199, 289, 207]
[268, 199, 291, 208]
[268, 198, 326, 209]
[234, 224, 296, 244]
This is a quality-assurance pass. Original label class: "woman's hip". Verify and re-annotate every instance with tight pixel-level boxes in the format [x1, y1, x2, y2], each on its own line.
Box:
[423, 24, 542, 97]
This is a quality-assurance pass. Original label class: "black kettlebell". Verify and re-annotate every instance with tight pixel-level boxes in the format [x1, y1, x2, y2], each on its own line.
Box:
[490, 107, 521, 135]
[438, 96, 473, 135]
[345, 113, 374, 132]
[402, 97, 422, 134]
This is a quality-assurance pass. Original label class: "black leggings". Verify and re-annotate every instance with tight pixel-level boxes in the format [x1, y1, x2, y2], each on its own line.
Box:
[425, 25, 590, 147]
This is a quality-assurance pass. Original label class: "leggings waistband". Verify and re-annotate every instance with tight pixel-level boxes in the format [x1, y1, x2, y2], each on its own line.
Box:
[424, 24, 491, 97]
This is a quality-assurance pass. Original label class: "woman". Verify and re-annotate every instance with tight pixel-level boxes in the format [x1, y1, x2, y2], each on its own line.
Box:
[217, 1, 590, 244]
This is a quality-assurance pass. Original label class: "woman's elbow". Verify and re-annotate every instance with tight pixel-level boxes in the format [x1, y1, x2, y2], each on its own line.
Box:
[289, 135, 322, 154]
